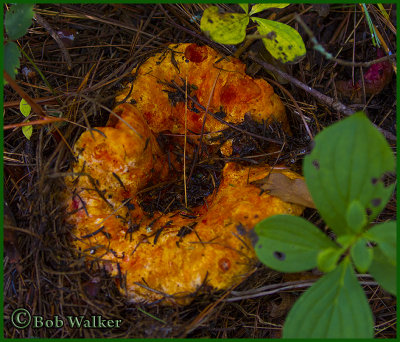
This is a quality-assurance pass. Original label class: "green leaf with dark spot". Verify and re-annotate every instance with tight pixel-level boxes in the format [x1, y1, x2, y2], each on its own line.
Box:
[249, 4, 289, 16]
[368, 247, 396, 295]
[252, 17, 306, 63]
[283, 258, 374, 338]
[350, 238, 373, 273]
[304, 112, 395, 236]
[254, 215, 336, 272]
[5, 3, 34, 40]
[346, 200, 367, 233]
[200, 6, 249, 45]
[317, 247, 343, 273]
[363, 221, 396, 264]
[4, 42, 21, 81]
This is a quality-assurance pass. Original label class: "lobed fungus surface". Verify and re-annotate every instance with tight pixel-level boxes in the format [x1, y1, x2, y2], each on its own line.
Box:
[64, 43, 304, 304]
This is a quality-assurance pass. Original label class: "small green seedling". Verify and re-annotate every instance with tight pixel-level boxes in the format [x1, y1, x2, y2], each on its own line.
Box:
[19, 99, 33, 140]
[254, 112, 396, 338]
[200, 4, 305, 63]
[4, 3, 35, 82]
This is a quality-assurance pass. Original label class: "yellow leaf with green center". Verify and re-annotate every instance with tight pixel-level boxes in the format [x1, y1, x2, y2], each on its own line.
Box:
[19, 98, 31, 117]
[200, 6, 249, 45]
[238, 3, 248, 14]
[252, 17, 306, 63]
[249, 4, 289, 16]
[22, 122, 33, 140]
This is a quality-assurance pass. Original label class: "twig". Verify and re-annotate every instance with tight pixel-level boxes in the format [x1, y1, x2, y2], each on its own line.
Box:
[183, 75, 188, 208]
[189, 70, 221, 184]
[225, 279, 379, 302]
[248, 53, 354, 115]
[266, 77, 314, 140]
[34, 13, 73, 70]
[4, 117, 65, 130]
[3, 95, 63, 108]
[295, 14, 395, 68]
[180, 282, 243, 337]
[164, 20, 233, 56]
[170, 81, 283, 145]
[64, 92, 142, 139]
[247, 53, 396, 142]
[4, 71, 46, 117]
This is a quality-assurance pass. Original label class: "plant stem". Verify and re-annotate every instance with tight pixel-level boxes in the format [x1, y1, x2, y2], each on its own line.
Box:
[248, 53, 396, 142]
[295, 14, 395, 68]
[4, 70, 46, 118]
[34, 13, 73, 69]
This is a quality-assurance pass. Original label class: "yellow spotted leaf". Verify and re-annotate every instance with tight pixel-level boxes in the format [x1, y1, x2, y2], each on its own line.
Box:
[252, 17, 306, 63]
[200, 6, 249, 45]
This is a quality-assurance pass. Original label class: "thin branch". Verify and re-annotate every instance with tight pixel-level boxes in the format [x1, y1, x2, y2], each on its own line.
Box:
[170, 80, 284, 145]
[34, 13, 73, 70]
[247, 53, 396, 142]
[225, 279, 379, 302]
[266, 77, 313, 140]
[295, 14, 395, 68]
[4, 70, 46, 118]
[4, 117, 65, 130]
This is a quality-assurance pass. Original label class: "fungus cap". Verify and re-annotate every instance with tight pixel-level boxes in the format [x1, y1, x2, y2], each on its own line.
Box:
[65, 43, 304, 304]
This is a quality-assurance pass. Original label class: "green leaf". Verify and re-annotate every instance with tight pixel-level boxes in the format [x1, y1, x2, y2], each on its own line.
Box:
[252, 17, 306, 63]
[350, 238, 373, 273]
[5, 3, 34, 40]
[317, 247, 343, 273]
[19, 99, 31, 117]
[22, 123, 33, 140]
[364, 221, 396, 264]
[238, 3, 248, 14]
[249, 4, 289, 16]
[283, 258, 374, 338]
[303, 112, 395, 236]
[200, 6, 249, 45]
[4, 42, 21, 81]
[346, 200, 367, 233]
[336, 234, 356, 249]
[254, 215, 336, 272]
[368, 247, 396, 295]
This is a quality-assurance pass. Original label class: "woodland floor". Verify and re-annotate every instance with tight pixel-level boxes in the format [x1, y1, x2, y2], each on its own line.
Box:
[3, 3, 397, 338]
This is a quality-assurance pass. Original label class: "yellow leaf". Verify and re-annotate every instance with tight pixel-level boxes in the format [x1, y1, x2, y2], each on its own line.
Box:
[200, 6, 249, 45]
[19, 98, 31, 117]
[22, 123, 33, 140]
[238, 3, 248, 14]
[249, 4, 289, 16]
[253, 17, 306, 63]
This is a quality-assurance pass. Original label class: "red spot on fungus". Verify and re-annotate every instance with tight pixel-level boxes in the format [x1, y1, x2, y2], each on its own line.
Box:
[121, 190, 130, 198]
[184, 44, 208, 63]
[188, 112, 203, 132]
[220, 84, 237, 104]
[220, 78, 261, 106]
[72, 196, 80, 210]
[218, 257, 231, 272]
[143, 111, 153, 123]
[93, 143, 110, 160]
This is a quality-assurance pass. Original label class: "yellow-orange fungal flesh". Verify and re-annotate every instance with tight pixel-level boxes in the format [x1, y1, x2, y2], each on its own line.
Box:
[64, 44, 303, 304]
